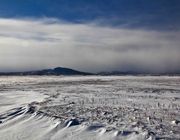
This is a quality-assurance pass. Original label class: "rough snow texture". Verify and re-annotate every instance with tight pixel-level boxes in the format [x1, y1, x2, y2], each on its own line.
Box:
[0, 76, 179, 140]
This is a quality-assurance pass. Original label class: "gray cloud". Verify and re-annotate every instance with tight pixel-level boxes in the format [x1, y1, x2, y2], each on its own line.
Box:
[0, 18, 180, 73]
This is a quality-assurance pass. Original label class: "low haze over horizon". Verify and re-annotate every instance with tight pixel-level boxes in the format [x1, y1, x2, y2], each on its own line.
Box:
[0, 0, 180, 73]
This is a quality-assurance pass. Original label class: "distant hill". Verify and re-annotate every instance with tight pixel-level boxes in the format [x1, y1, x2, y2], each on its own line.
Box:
[98, 71, 140, 76]
[0, 67, 93, 76]
[0, 67, 179, 76]
[98, 71, 180, 76]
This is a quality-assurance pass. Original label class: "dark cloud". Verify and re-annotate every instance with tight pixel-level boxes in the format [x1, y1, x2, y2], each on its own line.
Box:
[0, 0, 180, 31]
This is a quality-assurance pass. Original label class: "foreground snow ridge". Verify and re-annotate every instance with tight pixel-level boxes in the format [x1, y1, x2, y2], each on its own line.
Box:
[0, 76, 179, 140]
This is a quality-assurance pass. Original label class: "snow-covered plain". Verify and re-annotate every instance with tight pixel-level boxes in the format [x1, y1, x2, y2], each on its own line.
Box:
[0, 76, 179, 140]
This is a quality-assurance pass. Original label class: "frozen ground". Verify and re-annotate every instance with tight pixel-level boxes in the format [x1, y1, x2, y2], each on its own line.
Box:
[0, 76, 179, 140]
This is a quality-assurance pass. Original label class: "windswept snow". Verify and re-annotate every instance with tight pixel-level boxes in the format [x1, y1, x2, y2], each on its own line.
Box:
[0, 76, 179, 140]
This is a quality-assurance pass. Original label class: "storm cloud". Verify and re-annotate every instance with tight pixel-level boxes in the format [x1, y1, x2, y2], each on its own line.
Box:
[0, 18, 180, 73]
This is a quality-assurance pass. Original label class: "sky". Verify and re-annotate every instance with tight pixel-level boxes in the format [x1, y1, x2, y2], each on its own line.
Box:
[0, 0, 180, 73]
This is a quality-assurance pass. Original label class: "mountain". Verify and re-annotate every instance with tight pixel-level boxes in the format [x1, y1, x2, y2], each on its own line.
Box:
[0, 67, 179, 76]
[0, 67, 93, 76]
